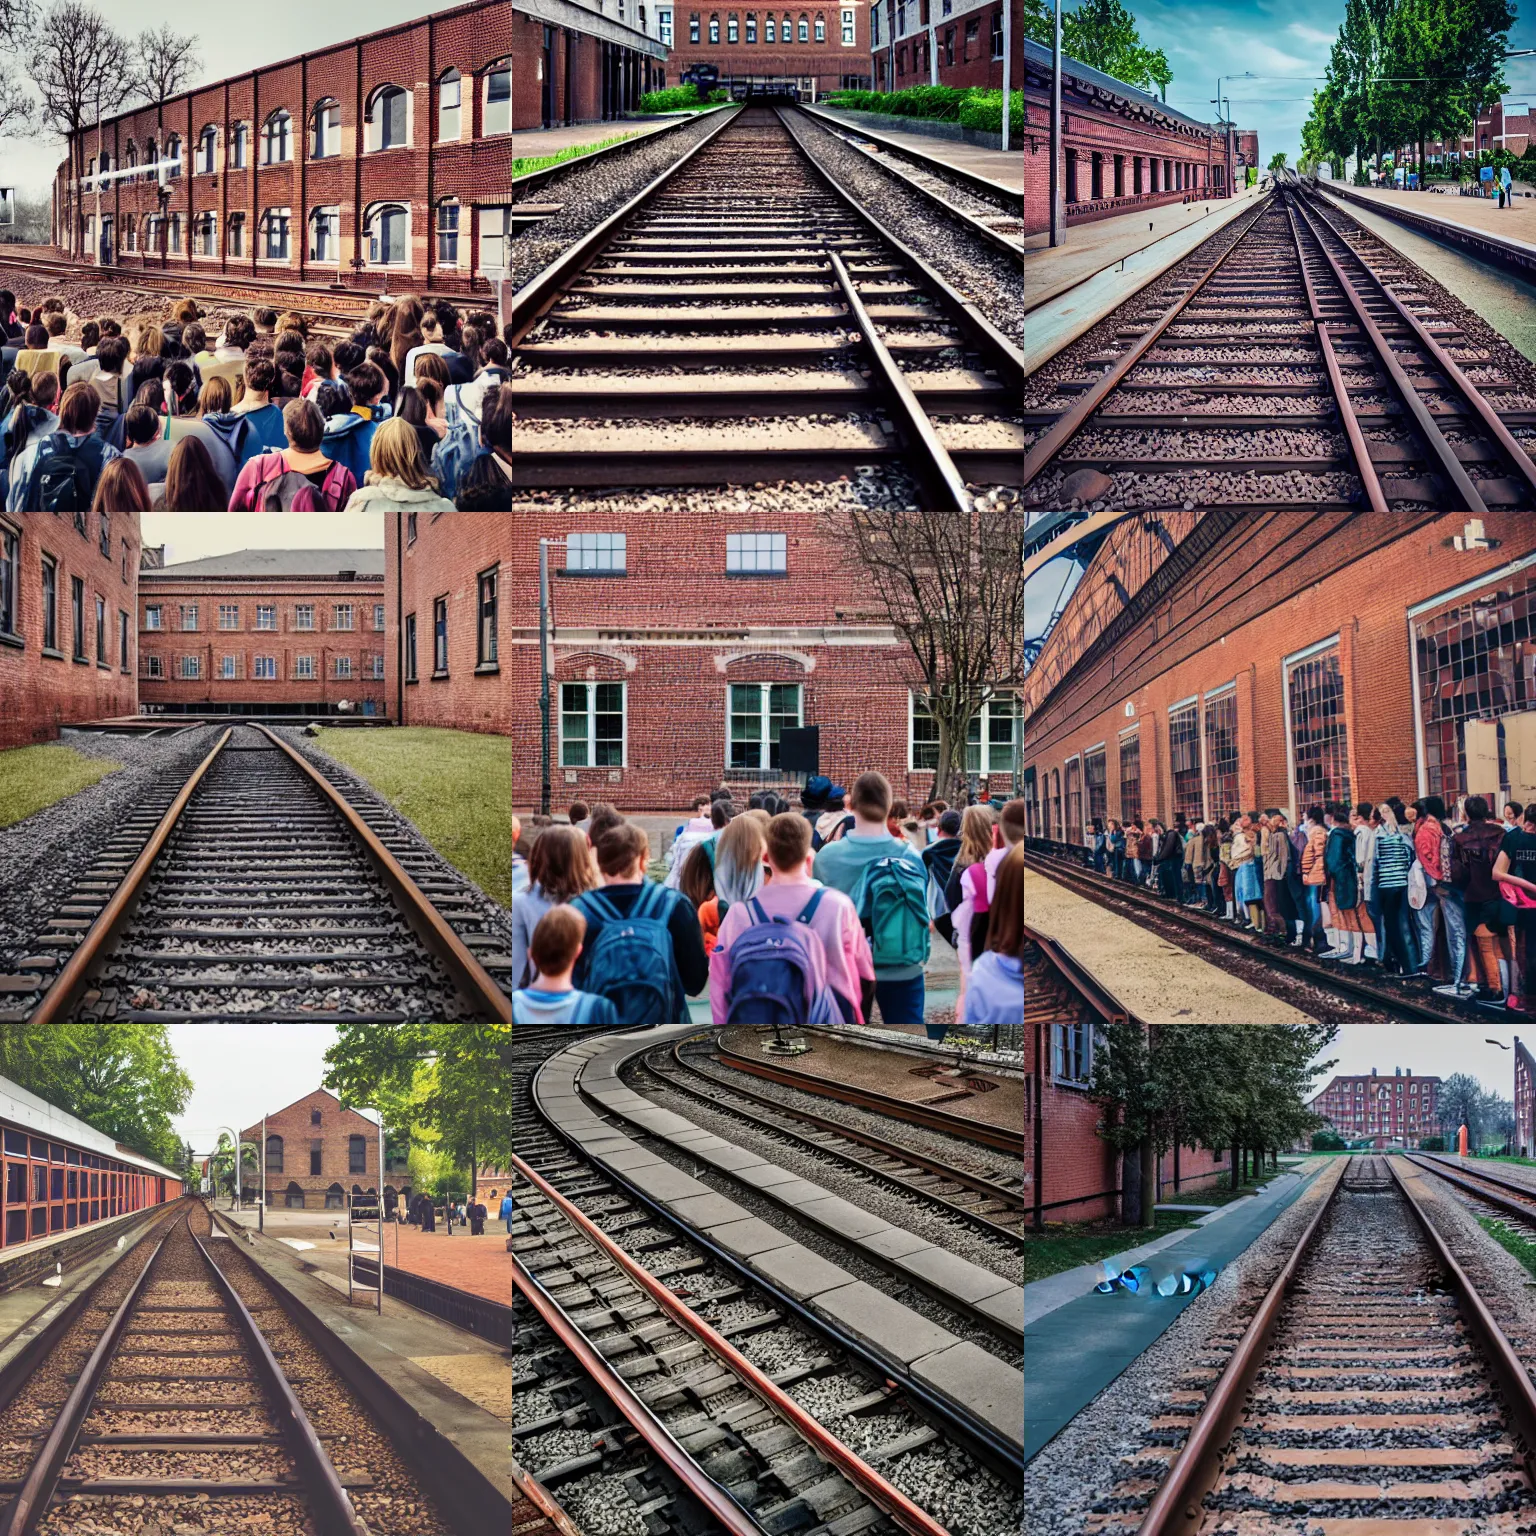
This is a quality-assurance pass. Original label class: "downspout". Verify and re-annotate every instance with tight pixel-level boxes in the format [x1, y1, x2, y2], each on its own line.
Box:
[395, 513, 404, 724]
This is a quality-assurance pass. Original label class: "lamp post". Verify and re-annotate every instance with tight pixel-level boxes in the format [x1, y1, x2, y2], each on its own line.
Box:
[538, 538, 566, 817]
[259, 1113, 265, 1234]
[1048, 0, 1064, 246]
[1215, 73, 1254, 196]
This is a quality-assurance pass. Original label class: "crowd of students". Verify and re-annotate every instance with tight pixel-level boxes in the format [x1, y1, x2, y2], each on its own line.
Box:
[1088, 793, 1536, 1012]
[0, 290, 512, 514]
[511, 772, 1025, 1029]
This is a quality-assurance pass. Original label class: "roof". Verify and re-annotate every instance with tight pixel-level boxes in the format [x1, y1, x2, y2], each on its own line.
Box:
[0, 1076, 180, 1179]
[141, 549, 386, 581]
[1025, 37, 1216, 135]
[241, 1088, 382, 1140]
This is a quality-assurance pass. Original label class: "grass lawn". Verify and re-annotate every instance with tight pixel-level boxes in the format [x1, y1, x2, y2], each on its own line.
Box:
[513, 132, 643, 176]
[0, 745, 120, 829]
[1025, 1211, 1196, 1285]
[1476, 1215, 1536, 1278]
[312, 727, 511, 907]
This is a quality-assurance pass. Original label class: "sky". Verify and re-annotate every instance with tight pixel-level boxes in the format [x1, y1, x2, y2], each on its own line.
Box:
[142, 511, 384, 567]
[0, 2, 443, 196]
[1308, 1025, 1528, 1100]
[162, 1024, 382, 1159]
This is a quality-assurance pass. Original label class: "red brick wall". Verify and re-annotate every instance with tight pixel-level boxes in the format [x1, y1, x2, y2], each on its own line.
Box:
[670, 0, 870, 89]
[57, 0, 510, 295]
[385, 511, 510, 735]
[138, 571, 386, 713]
[872, 0, 1019, 91]
[0, 511, 141, 749]
[241, 1089, 407, 1207]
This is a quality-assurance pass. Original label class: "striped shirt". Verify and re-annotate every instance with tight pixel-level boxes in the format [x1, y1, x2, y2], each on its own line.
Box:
[1374, 831, 1414, 891]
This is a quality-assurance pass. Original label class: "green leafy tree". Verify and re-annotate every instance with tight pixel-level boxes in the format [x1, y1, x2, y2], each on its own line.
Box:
[1061, 0, 1171, 97]
[1312, 1129, 1346, 1150]
[1269, 151, 1288, 173]
[1438, 1072, 1485, 1148]
[1024, 0, 1052, 44]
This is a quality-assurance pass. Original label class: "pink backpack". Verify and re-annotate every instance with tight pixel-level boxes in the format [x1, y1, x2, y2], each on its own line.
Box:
[251, 453, 347, 511]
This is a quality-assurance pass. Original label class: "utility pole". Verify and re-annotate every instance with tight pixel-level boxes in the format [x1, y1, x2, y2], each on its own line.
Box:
[259, 1113, 265, 1234]
[1048, 0, 1064, 245]
[1000, 0, 1011, 154]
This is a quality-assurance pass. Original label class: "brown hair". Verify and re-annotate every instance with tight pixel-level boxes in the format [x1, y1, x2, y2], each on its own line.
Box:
[90, 456, 151, 515]
[529, 905, 586, 977]
[586, 806, 624, 844]
[413, 352, 450, 390]
[58, 383, 100, 435]
[168, 297, 201, 324]
[987, 845, 1022, 958]
[283, 398, 325, 454]
[46, 312, 66, 337]
[1000, 799, 1025, 846]
[678, 842, 716, 909]
[199, 376, 233, 415]
[594, 822, 650, 878]
[958, 805, 996, 869]
[765, 812, 811, 872]
[567, 801, 590, 823]
[527, 826, 597, 905]
[851, 771, 892, 819]
[162, 435, 228, 511]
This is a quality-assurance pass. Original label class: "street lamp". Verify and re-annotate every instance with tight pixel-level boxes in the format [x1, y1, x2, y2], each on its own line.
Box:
[1215, 73, 1255, 197]
[1048, 0, 1064, 246]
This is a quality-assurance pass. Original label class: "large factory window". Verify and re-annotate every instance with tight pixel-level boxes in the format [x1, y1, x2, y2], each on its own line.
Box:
[1064, 756, 1082, 843]
[1169, 699, 1203, 823]
[0, 522, 15, 639]
[485, 63, 510, 137]
[1204, 686, 1240, 823]
[1084, 746, 1106, 828]
[368, 86, 409, 151]
[311, 100, 341, 159]
[562, 682, 625, 768]
[729, 683, 801, 772]
[1286, 642, 1351, 815]
[262, 110, 292, 165]
[438, 70, 462, 142]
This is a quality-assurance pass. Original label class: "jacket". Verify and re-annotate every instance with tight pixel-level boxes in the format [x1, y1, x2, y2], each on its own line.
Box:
[341, 479, 457, 511]
[1451, 820, 1505, 903]
[1324, 825, 1360, 909]
[1230, 828, 1255, 867]
[321, 411, 381, 484]
[1373, 830, 1414, 894]
[229, 452, 356, 511]
[1137, 833, 1154, 861]
[1301, 824, 1328, 885]
[1414, 816, 1444, 881]
[1263, 827, 1291, 881]
[1157, 830, 1182, 863]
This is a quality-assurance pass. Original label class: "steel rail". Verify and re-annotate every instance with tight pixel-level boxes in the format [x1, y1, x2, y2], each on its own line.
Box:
[1, 1216, 178, 1535]
[511, 1255, 772, 1536]
[1023, 845, 1468, 1023]
[1298, 182, 1536, 502]
[713, 1040, 1022, 1154]
[826, 246, 971, 510]
[509, 1152, 957, 1536]
[250, 724, 511, 1023]
[1281, 198, 1391, 514]
[1134, 1158, 1347, 1536]
[514, 1462, 586, 1536]
[509, 104, 745, 346]
[28, 727, 234, 1025]
[1024, 922, 1135, 1024]
[1405, 1153, 1536, 1224]
[190, 1218, 370, 1536]
[1020, 193, 1273, 489]
[664, 1034, 1028, 1210]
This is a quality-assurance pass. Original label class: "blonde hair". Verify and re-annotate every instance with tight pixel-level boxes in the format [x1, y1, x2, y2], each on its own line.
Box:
[1375, 803, 1401, 833]
[365, 417, 439, 491]
[958, 804, 996, 868]
[134, 323, 163, 360]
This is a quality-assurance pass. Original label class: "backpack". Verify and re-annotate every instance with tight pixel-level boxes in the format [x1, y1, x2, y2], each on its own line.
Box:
[850, 856, 932, 971]
[201, 412, 252, 466]
[431, 401, 482, 498]
[33, 433, 106, 513]
[249, 453, 327, 512]
[0, 404, 46, 501]
[577, 883, 686, 1026]
[722, 891, 843, 1026]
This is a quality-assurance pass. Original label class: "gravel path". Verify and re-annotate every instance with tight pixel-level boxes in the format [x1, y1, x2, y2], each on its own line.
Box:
[512, 471, 926, 513]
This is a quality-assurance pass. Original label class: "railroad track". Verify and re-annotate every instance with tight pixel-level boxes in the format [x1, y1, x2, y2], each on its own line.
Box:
[0, 1203, 473, 1536]
[510, 1027, 1022, 1536]
[633, 1031, 1029, 1249]
[3, 723, 510, 1023]
[1406, 1153, 1536, 1232]
[1093, 1154, 1536, 1535]
[509, 104, 1024, 509]
[1023, 177, 1536, 511]
[1024, 841, 1469, 1023]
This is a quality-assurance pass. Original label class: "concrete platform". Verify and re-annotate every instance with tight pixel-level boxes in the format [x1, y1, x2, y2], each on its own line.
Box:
[1024, 1159, 1332, 1461]
[512, 110, 725, 162]
[1025, 184, 1268, 375]
[795, 103, 1022, 194]
[533, 1024, 1023, 1460]
[1024, 866, 1317, 1023]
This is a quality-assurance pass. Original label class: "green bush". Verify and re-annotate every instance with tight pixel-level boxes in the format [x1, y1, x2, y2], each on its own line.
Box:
[957, 90, 1024, 135]
[639, 84, 708, 112]
[1311, 1130, 1346, 1151]
[1419, 1135, 1446, 1151]
[823, 85, 972, 120]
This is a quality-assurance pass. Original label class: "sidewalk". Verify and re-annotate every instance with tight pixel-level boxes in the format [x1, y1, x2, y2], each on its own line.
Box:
[799, 104, 1022, 193]
[1023, 1159, 1327, 1462]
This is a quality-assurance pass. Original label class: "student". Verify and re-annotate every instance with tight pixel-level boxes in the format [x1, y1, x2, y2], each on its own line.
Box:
[813, 771, 930, 1026]
[8, 383, 117, 512]
[45, 313, 84, 369]
[158, 436, 228, 510]
[228, 398, 356, 510]
[323, 363, 390, 483]
[713, 812, 873, 1025]
[342, 418, 456, 512]
[89, 455, 151, 514]
[1322, 801, 1365, 964]
[121, 403, 175, 492]
[571, 822, 708, 1024]
[513, 826, 598, 990]
[665, 797, 715, 889]
[226, 357, 288, 466]
[959, 845, 1023, 1026]
[512, 907, 619, 1024]
[1495, 804, 1536, 1014]
[922, 808, 963, 943]
[1451, 794, 1509, 1004]
[88, 335, 131, 437]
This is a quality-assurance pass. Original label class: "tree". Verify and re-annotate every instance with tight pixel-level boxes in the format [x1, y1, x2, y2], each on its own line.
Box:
[1438, 1072, 1484, 1147]
[1479, 1090, 1514, 1150]
[1024, 0, 1052, 45]
[1312, 1129, 1346, 1150]
[1060, 0, 1171, 98]
[26, 1, 131, 184]
[827, 510, 1024, 806]
[128, 23, 200, 116]
[1268, 151, 1288, 173]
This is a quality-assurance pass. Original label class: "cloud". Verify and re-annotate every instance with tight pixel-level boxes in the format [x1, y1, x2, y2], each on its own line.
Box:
[1287, 22, 1336, 47]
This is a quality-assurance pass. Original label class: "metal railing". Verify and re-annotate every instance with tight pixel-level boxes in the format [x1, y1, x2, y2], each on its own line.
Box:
[349, 1256, 510, 1348]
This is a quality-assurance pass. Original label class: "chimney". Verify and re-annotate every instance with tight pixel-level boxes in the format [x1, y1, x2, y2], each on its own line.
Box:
[1372, 1067, 1377, 1076]
[1395, 1066, 1401, 1076]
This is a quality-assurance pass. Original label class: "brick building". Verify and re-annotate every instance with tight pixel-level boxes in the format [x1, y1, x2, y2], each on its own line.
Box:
[1307, 1067, 1442, 1149]
[385, 512, 509, 734]
[1023, 514, 1536, 844]
[0, 510, 142, 750]
[55, 1, 512, 294]
[1027, 1021, 1227, 1223]
[514, 0, 672, 130]
[138, 548, 388, 717]
[1024, 39, 1232, 238]
[1517, 1038, 1535, 1158]
[872, 0, 1015, 94]
[242, 1089, 409, 1211]
[666, 0, 871, 94]
[512, 514, 1021, 811]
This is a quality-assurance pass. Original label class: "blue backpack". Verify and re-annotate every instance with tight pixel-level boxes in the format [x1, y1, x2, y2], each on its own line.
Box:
[576, 883, 686, 1026]
[723, 890, 843, 1026]
[850, 856, 932, 971]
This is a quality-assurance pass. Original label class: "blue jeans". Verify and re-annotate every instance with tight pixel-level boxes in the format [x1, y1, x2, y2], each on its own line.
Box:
[1441, 887, 1469, 986]
[1303, 886, 1324, 948]
[874, 973, 926, 1026]
[1413, 883, 1440, 973]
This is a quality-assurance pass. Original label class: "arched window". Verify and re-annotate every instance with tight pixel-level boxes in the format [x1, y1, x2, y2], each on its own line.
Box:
[231, 122, 249, 169]
[262, 109, 292, 164]
[122, 215, 136, 253]
[264, 1135, 283, 1173]
[746, 9, 757, 39]
[259, 206, 291, 259]
[368, 85, 409, 151]
[438, 69, 461, 142]
[484, 60, 510, 136]
[195, 212, 216, 256]
[165, 133, 181, 176]
[814, 11, 824, 39]
[228, 212, 244, 257]
[99, 149, 110, 174]
[323, 1183, 344, 1209]
[126, 141, 137, 170]
[145, 138, 157, 181]
[365, 202, 409, 266]
[309, 205, 339, 262]
[167, 214, 181, 252]
[198, 125, 216, 174]
[798, 13, 808, 38]
[765, 13, 775, 38]
[285, 1181, 306, 1209]
[311, 99, 340, 159]
[348, 1135, 366, 1174]
[728, 11, 738, 40]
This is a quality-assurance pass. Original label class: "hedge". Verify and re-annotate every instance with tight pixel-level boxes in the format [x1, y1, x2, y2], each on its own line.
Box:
[823, 84, 1020, 135]
[638, 84, 727, 112]
[957, 90, 1024, 135]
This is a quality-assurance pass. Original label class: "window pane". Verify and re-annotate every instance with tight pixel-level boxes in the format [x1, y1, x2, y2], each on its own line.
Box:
[1169, 701, 1202, 823]
[1288, 648, 1351, 811]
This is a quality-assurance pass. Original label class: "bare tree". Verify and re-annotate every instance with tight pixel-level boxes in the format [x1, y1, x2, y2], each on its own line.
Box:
[830, 511, 1025, 804]
[26, 1, 131, 174]
[0, 0, 37, 137]
[0, 0, 37, 47]
[129, 23, 201, 116]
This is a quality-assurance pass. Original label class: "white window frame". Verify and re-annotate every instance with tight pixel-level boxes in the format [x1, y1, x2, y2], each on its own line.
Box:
[438, 70, 462, 142]
[254, 655, 276, 680]
[907, 691, 1021, 774]
[659, 8, 674, 45]
[262, 109, 292, 165]
[217, 604, 239, 630]
[334, 655, 352, 679]
[333, 604, 354, 632]
[181, 655, 201, 680]
[180, 604, 198, 632]
[560, 679, 628, 770]
[195, 210, 217, 257]
[373, 604, 386, 631]
[477, 206, 511, 275]
[145, 653, 163, 678]
[727, 681, 803, 773]
[312, 100, 341, 159]
[260, 207, 292, 262]
[366, 84, 413, 153]
[230, 122, 249, 169]
[364, 202, 410, 268]
[370, 654, 385, 679]
[566, 532, 626, 572]
[841, 6, 854, 42]
[1052, 1021, 1095, 1087]
[145, 605, 162, 630]
[219, 654, 237, 680]
[256, 605, 276, 631]
[726, 532, 786, 573]
[436, 201, 460, 267]
[294, 654, 314, 680]
[228, 212, 244, 257]
[309, 205, 340, 263]
[294, 604, 314, 630]
[197, 125, 217, 174]
[1281, 634, 1343, 825]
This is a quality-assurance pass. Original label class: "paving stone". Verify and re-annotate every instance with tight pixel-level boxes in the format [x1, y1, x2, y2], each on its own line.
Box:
[790, 1195, 893, 1242]
[622, 1108, 701, 1137]
[747, 1244, 857, 1301]
[668, 1191, 755, 1229]
[621, 1162, 713, 1202]
[690, 1144, 771, 1174]
[707, 1218, 799, 1259]
[856, 1225, 937, 1260]
[910, 1341, 1023, 1452]
[890, 1245, 1018, 1305]
[601, 1147, 671, 1173]
[972, 1285, 1024, 1335]
[731, 1164, 814, 1191]
[813, 1282, 958, 1365]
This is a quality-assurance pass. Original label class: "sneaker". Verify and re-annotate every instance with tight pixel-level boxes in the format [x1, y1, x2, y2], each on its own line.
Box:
[1457, 983, 1480, 998]
[1432, 982, 1464, 996]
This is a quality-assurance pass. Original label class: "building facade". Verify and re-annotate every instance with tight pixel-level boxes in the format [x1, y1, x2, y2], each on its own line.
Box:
[1308, 1068, 1442, 1149]
[514, 0, 674, 129]
[1517, 1038, 1535, 1158]
[138, 549, 387, 717]
[241, 1089, 409, 1211]
[872, 0, 1015, 93]
[0, 510, 142, 750]
[386, 512, 509, 734]
[1024, 39, 1230, 238]
[513, 514, 1021, 811]
[667, 0, 871, 94]
[1024, 514, 1536, 844]
[56, 1, 513, 293]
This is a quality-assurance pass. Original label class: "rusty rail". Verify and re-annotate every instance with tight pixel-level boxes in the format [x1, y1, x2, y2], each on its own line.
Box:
[1405, 1153, 1536, 1224]
[1024, 922, 1135, 1025]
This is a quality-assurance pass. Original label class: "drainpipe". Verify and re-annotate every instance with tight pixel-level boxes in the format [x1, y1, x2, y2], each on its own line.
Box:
[395, 513, 404, 724]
